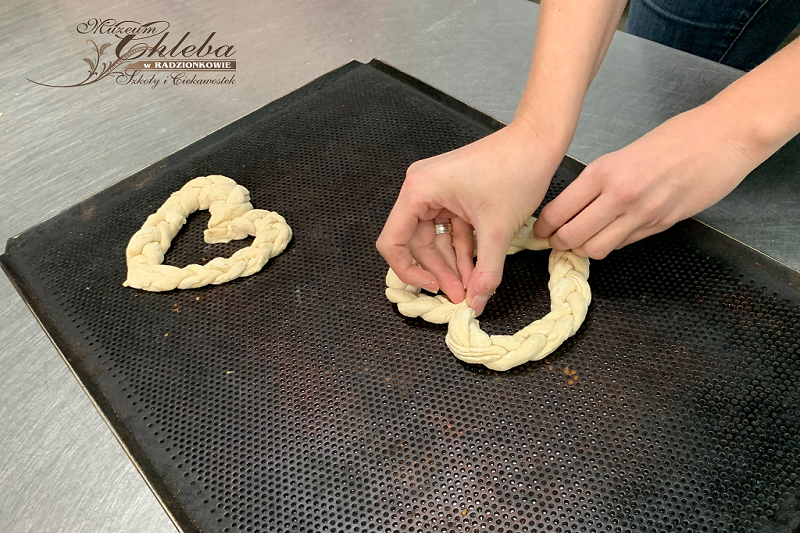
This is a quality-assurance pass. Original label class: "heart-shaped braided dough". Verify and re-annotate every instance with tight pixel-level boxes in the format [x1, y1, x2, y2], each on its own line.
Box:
[385, 217, 591, 371]
[124, 175, 292, 292]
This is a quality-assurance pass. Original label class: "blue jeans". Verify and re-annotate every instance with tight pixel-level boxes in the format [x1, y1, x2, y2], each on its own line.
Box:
[626, 0, 800, 70]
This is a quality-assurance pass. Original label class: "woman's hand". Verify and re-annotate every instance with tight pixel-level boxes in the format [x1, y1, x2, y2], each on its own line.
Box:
[376, 0, 632, 316]
[533, 100, 764, 257]
[376, 120, 566, 315]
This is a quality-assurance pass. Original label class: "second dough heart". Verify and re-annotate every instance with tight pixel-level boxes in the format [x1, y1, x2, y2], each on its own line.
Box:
[124, 175, 292, 292]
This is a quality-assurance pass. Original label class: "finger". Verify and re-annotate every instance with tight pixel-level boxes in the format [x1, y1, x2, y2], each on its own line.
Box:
[433, 233, 459, 276]
[571, 214, 640, 260]
[376, 192, 439, 290]
[432, 216, 459, 276]
[412, 244, 466, 303]
[451, 217, 474, 287]
[410, 224, 466, 303]
[378, 192, 424, 251]
[466, 219, 513, 315]
[379, 245, 440, 292]
[548, 194, 622, 252]
[533, 165, 602, 239]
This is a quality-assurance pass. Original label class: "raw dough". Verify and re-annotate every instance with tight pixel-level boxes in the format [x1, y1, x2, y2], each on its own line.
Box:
[124, 175, 291, 292]
[385, 217, 591, 371]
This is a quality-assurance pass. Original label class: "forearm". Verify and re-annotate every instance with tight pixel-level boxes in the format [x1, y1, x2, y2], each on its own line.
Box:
[709, 38, 800, 164]
[514, 0, 627, 151]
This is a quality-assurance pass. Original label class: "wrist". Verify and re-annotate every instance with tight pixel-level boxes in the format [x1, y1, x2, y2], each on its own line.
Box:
[701, 40, 800, 166]
[507, 114, 573, 163]
[704, 92, 788, 166]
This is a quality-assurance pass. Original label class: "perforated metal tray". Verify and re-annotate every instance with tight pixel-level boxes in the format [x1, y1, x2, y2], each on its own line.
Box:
[2, 60, 800, 533]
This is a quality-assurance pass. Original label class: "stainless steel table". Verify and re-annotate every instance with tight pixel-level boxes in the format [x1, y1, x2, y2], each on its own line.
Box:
[1, 1, 797, 532]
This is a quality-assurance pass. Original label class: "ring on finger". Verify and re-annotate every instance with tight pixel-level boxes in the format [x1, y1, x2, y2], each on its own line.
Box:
[434, 223, 453, 235]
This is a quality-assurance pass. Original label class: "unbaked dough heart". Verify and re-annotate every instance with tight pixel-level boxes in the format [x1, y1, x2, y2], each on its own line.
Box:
[124, 175, 292, 292]
[385, 217, 591, 371]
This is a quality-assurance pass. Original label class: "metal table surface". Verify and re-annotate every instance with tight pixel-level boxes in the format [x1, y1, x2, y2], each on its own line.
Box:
[0, 1, 797, 532]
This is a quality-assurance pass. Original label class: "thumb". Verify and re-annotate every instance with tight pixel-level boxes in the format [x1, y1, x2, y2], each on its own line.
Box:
[466, 221, 512, 315]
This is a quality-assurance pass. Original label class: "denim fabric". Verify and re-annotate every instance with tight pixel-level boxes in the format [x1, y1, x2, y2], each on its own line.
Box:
[626, 0, 800, 70]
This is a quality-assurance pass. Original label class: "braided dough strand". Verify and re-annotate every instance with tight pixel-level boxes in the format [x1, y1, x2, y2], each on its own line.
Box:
[124, 175, 291, 292]
[385, 217, 591, 371]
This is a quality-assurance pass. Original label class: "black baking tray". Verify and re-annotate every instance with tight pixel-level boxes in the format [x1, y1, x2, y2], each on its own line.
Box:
[2, 59, 799, 533]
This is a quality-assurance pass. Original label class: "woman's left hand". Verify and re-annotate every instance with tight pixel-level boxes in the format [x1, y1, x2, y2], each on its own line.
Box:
[533, 99, 764, 257]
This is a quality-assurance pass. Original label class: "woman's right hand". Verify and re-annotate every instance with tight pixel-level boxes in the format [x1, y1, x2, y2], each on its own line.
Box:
[376, 120, 566, 315]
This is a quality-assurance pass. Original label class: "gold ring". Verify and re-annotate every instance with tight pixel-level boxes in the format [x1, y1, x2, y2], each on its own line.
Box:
[434, 223, 453, 235]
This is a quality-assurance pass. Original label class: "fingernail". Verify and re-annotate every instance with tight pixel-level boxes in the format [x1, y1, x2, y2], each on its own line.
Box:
[470, 295, 488, 315]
